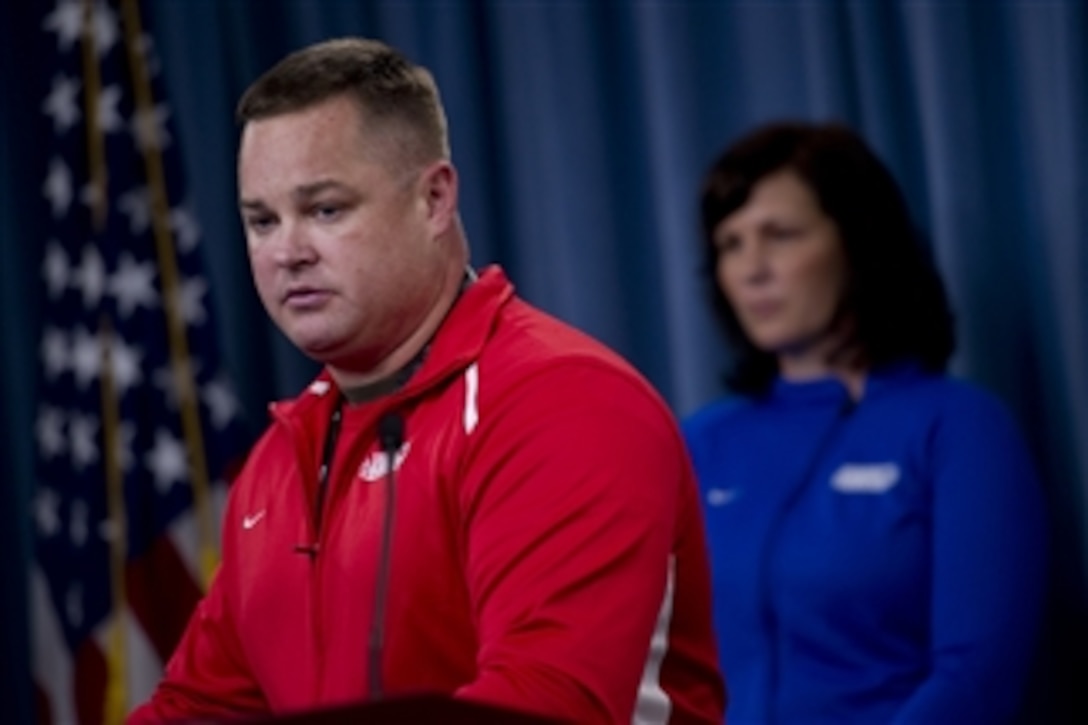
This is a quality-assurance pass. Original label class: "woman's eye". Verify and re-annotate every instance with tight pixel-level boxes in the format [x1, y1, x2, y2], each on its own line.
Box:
[715, 235, 740, 254]
[766, 225, 801, 240]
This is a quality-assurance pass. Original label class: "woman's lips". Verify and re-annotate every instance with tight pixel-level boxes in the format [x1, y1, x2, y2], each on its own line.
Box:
[741, 299, 782, 320]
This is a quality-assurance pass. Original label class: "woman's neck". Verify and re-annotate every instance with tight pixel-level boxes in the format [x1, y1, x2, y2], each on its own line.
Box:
[777, 329, 868, 400]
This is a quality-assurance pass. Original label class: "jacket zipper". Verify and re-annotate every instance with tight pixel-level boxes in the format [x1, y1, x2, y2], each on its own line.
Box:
[758, 398, 856, 723]
[301, 397, 344, 702]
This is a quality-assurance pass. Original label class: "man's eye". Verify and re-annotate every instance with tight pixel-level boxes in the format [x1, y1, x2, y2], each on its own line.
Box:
[313, 205, 342, 221]
[246, 215, 276, 232]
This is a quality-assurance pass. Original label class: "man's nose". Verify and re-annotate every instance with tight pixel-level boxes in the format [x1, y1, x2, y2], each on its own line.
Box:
[273, 222, 317, 268]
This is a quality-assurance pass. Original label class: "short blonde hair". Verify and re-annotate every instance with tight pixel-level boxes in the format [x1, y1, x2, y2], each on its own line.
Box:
[237, 37, 450, 169]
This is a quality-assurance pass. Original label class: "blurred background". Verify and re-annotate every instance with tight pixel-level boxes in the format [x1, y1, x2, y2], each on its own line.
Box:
[1, 1, 1085, 722]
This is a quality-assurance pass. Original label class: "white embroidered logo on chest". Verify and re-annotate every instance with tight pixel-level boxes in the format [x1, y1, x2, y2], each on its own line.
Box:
[358, 442, 412, 483]
[830, 463, 901, 494]
[706, 488, 739, 507]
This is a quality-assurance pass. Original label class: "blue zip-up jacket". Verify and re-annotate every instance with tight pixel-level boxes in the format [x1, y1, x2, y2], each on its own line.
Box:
[683, 363, 1048, 724]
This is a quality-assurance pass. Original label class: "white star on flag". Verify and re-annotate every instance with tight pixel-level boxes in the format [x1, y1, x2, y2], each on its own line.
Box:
[43, 0, 120, 57]
[79, 181, 107, 220]
[134, 32, 161, 76]
[43, 158, 74, 219]
[131, 103, 172, 151]
[179, 276, 208, 325]
[171, 205, 201, 253]
[68, 414, 100, 471]
[42, 242, 70, 300]
[88, 1, 120, 57]
[118, 186, 151, 234]
[203, 376, 241, 430]
[152, 359, 204, 410]
[145, 429, 188, 494]
[40, 324, 70, 378]
[109, 252, 158, 317]
[34, 487, 63, 538]
[97, 85, 125, 134]
[107, 336, 144, 395]
[73, 246, 106, 309]
[42, 0, 83, 52]
[69, 328, 102, 390]
[36, 406, 67, 461]
[42, 75, 81, 134]
[151, 365, 177, 409]
[40, 327, 70, 380]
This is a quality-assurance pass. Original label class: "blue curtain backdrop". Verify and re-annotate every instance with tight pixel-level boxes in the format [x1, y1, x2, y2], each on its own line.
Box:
[2, 1, 1085, 721]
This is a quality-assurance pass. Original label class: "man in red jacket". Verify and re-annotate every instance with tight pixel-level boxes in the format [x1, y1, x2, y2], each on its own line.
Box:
[129, 37, 725, 724]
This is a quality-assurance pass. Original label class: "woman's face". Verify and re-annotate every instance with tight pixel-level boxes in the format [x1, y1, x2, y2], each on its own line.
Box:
[713, 169, 853, 376]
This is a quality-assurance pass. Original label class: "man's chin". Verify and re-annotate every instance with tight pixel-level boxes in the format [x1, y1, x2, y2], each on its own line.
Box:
[291, 335, 343, 363]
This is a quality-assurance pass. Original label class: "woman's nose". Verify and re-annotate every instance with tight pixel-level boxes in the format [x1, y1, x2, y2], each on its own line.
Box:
[735, 239, 771, 284]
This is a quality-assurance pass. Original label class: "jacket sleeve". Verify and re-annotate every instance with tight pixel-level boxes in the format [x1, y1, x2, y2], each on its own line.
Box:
[891, 390, 1049, 723]
[127, 526, 269, 722]
[453, 361, 723, 723]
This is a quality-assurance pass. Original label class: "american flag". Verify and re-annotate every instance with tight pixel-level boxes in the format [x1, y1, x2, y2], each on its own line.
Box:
[31, 1, 251, 722]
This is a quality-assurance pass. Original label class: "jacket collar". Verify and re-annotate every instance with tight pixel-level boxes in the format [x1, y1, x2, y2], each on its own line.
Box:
[769, 359, 928, 407]
[269, 264, 514, 423]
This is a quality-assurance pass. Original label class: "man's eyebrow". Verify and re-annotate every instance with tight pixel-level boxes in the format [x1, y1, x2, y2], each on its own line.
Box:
[294, 180, 349, 200]
[239, 180, 348, 212]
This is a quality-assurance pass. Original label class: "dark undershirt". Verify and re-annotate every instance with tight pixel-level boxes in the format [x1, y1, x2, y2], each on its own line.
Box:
[340, 266, 477, 404]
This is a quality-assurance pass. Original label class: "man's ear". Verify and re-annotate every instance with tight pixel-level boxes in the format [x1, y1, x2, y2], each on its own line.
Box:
[420, 160, 458, 232]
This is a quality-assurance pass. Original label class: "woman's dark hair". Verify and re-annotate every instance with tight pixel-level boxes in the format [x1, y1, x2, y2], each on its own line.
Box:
[699, 121, 955, 395]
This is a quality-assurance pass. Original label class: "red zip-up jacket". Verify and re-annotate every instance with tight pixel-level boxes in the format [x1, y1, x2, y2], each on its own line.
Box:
[129, 266, 725, 723]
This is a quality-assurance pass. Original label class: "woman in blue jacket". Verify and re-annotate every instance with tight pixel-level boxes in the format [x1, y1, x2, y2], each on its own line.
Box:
[683, 122, 1048, 724]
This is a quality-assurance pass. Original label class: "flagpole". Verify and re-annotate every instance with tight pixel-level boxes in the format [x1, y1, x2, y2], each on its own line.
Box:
[81, 2, 129, 721]
[118, 0, 218, 588]
[98, 316, 129, 725]
[80, 0, 107, 230]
